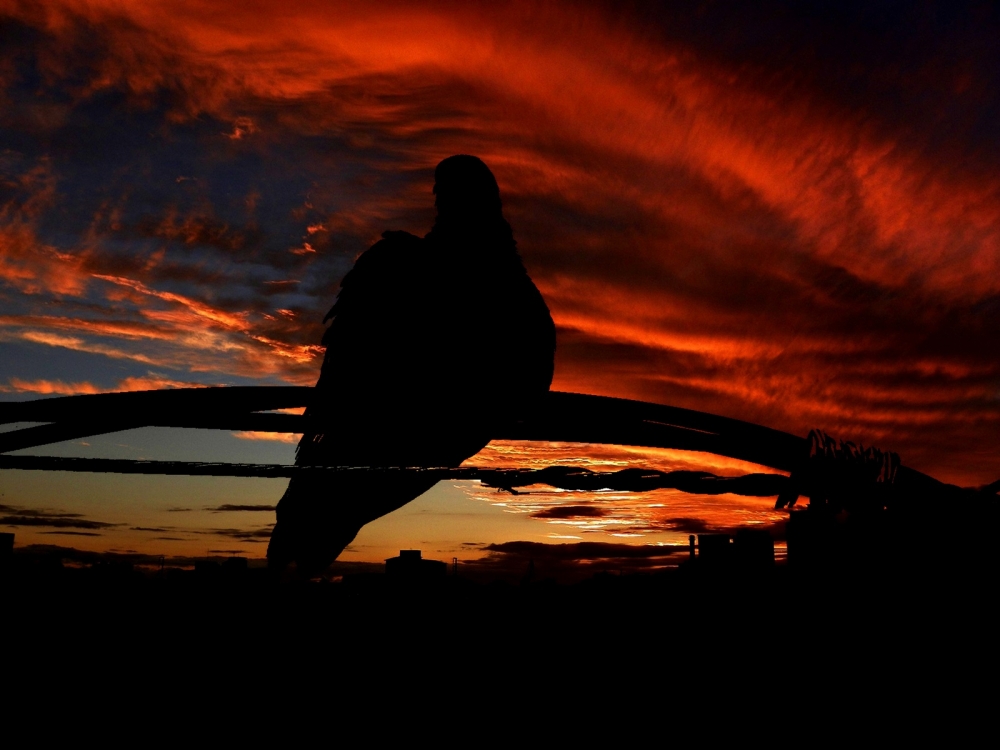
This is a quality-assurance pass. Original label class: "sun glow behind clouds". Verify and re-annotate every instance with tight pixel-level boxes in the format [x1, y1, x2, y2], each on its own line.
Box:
[461, 441, 787, 546]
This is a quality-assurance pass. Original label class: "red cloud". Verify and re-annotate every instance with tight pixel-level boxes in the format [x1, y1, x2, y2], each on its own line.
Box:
[2, 374, 210, 394]
[2, 0, 997, 489]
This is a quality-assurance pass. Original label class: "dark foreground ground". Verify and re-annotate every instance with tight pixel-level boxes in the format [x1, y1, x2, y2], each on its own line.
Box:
[4, 509, 997, 729]
[3, 554, 996, 682]
[1, 557, 996, 739]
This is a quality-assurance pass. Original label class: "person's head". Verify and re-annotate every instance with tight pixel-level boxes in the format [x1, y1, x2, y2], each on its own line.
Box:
[433, 155, 503, 225]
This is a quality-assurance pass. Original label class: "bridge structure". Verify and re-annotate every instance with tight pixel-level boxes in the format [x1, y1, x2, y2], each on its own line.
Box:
[0, 387, 991, 509]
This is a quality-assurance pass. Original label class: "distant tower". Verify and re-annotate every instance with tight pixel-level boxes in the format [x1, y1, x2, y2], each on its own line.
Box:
[452, 557, 458, 576]
[0, 532, 13, 571]
[520, 557, 535, 586]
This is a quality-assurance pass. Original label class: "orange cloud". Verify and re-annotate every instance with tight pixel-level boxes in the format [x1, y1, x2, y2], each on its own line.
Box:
[92, 274, 249, 330]
[0, 167, 92, 298]
[2, 374, 210, 395]
[2, 0, 997, 489]
[9, 1, 997, 309]
[469, 440, 786, 477]
[231, 430, 300, 443]
[2, 378, 101, 395]
[14, 331, 158, 364]
[461, 442, 788, 545]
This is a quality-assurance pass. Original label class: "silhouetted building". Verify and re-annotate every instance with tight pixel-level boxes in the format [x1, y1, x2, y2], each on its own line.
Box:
[223, 556, 248, 572]
[786, 509, 836, 568]
[695, 530, 774, 571]
[90, 560, 135, 579]
[697, 534, 733, 567]
[520, 557, 536, 587]
[194, 560, 221, 578]
[786, 504, 907, 570]
[0, 532, 12, 575]
[385, 550, 447, 580]
[734, 529, 775, 568]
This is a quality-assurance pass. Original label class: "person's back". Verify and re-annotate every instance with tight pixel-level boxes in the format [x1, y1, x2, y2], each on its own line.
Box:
[267, 155, 556, 575]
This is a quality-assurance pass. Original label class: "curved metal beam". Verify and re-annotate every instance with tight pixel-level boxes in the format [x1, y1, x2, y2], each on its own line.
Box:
[0, 386, 311, 425]
[0, 387, 806, 471]
[0, 386, 981, 501]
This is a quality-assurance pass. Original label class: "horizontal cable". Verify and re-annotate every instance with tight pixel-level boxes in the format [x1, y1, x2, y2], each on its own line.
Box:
[0, 455, 790, 497]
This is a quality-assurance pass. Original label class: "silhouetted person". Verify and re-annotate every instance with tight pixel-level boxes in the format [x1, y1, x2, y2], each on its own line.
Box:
[267, 155, 556, 575]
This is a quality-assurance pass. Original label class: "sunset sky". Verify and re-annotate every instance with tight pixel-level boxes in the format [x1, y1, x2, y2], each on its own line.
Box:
[1, 1, 997, 575]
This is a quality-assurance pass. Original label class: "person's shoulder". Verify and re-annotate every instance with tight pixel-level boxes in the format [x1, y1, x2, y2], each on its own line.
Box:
[345, 231, 423, 284]
[323, 231, 422, 323]
[356, 230, 422, 267]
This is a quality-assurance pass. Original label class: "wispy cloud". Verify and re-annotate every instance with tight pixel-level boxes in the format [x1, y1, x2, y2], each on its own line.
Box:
[0, 502, 117, 530]
[231, 431, 300, 443]
[209, 504, 276, 512]
[1, 373, 210, 394]
[1, 0, 997, 494]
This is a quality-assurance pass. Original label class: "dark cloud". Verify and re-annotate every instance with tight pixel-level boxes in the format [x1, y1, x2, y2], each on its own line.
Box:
[454, 539, 690, 582]
[484, 540, 684, 561]
[0, 503, 117, 529]
[531, 505, 609, 519]
[203, 526, 273, 542]
[658, 517, 715, 535]
[11, 542, 219, 567]
[210, 504, 276, 512]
